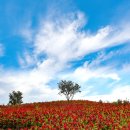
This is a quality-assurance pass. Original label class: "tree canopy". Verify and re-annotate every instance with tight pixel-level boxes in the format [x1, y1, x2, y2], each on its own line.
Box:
[8, 91, 23, 105]
[58, 80, 81, 101]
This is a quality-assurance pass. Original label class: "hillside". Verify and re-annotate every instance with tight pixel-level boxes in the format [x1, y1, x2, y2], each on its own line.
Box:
[0, 100, 130, 129]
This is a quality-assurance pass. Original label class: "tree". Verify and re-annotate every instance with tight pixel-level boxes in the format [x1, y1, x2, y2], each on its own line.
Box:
[58, 80, 81, 101]
[8, 91, 23, 105]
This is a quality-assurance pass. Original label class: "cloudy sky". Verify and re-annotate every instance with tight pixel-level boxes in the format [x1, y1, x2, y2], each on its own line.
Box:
[0, 0, 130, 104]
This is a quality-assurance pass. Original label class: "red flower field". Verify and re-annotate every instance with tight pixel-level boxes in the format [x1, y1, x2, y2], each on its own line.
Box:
[0, 100, 130, 130]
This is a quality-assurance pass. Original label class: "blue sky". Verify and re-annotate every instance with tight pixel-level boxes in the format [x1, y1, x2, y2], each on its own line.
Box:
[0, 0, 130, 104]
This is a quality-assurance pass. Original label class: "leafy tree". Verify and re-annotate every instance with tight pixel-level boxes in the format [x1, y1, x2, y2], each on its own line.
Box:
[8, 91, 23, 105]
[58, 80, 81, 101]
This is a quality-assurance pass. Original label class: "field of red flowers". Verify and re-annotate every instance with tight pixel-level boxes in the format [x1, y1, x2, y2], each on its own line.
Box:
[0, 100, 130, 130]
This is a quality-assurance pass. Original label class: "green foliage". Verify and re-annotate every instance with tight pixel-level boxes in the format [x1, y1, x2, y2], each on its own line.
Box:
[58, 80, 81, 101]
[123, 99, 129, 105]
[99, 99, 103, 103]
[113, 99, 129, 105]
[8, 91, 23, 105]
[117, 99, 122, 104]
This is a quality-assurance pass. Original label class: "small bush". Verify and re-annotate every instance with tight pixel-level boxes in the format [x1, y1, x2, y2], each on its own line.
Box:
[117, 99, 122, 104]
[99, 99, 103, 103]
[123, 99, 129, 105]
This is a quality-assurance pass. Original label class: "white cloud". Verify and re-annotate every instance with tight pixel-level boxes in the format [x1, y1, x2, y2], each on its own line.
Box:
[34, 13, 109, 62]
[32, 12, 130, 67]
[86, 85, 130, 102]
[105, 22, 130, 46]
[0, 69, 58, 104]
[19, 11, 130, 69]
[34, 12, 83, 62]
[18, 51, 36, 68]
[88, 51, 114, 68]
[60, 61, 120, 84]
